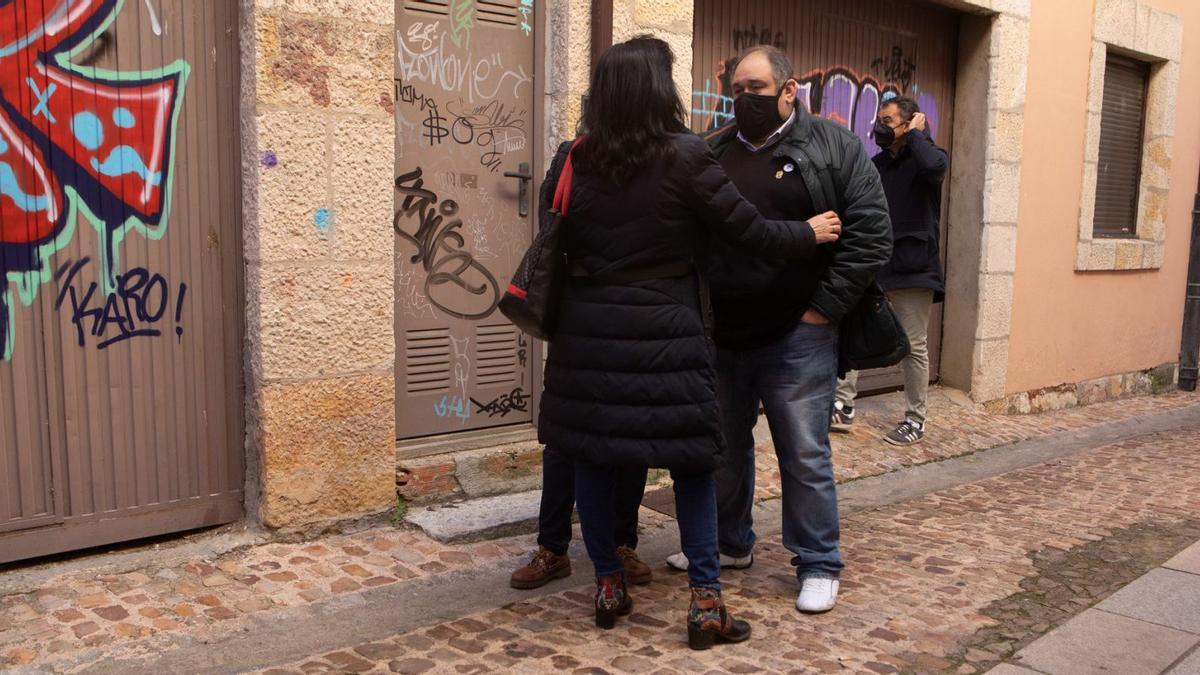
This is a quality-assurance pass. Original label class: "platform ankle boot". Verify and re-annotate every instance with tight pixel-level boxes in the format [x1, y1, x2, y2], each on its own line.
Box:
[594, 573, 633, 629]
[687, 586, 751, 650]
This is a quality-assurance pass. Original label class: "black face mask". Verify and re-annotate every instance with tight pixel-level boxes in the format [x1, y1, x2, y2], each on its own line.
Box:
[872, 119, 906, 148]
[734, 90, 785, 142]
[872, 120, 897, 147]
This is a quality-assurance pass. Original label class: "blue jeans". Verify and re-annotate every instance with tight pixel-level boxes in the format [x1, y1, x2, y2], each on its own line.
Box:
[537, 446, 645, 556]
[575, 462, 720, 589]
[715, 319, 843, 580]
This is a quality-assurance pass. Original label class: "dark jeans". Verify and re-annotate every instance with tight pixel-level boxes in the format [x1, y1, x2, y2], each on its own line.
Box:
[715, 319, 844, 580]
[536, 446, 645, 556]
[575, 462, 720, 589]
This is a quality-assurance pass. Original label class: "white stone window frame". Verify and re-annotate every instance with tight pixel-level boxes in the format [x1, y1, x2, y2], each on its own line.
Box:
[1076, 0, 1182, 271]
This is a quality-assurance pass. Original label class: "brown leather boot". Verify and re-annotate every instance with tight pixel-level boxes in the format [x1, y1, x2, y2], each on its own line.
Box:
[687, 587, 751, 650]
[509, 547, 571, 589]
[617, 545, 653, 585]
[594, 573, 633, 629]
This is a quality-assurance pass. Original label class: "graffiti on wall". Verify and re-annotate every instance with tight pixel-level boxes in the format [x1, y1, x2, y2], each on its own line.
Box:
[0, 0, 189, 359]
[396, 2, 536, 429]
[471, 387, 528, 418]
[449, 0, 475, 48]
[395, 76, 528, 174]
[870, 45, 917, 96]
[393, 167, 501, 321]
[731, 24, 786, 53]
[54, 256, 187, 350]
[394, 0, 533, 327]
[396, 29, 532, 106]
[797, 67, 941, 156]
[691, 45, 939, 157]
[518, 0, 533, 37]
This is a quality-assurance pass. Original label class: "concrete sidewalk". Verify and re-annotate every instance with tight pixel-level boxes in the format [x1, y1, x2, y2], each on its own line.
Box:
[992, 541, 1200, 675]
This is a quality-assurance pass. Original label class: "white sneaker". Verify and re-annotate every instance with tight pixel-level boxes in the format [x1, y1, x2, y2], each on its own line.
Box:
[665, 551, 754, 571]
[796, 577, 839, 613]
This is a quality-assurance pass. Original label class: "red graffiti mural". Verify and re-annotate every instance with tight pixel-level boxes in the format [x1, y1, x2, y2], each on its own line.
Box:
[0, 0, 189, 358]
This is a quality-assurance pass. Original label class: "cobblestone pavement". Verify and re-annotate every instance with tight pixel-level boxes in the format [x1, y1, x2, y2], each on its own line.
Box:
[813, 389, 1195, 493]
[0, 527, 538, 669]
[655, 389, 1198, 505]
[0, 390, 1196, 672]
[256, 427, 1200, 675]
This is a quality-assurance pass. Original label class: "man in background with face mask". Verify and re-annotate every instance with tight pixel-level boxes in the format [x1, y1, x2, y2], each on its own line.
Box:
[833, 97, 948, 446]
[664, 45, 891, 614]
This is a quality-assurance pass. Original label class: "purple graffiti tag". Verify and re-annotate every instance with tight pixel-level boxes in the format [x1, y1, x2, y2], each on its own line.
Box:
[916, 91, 939, 140]
[795, 67, 937, 153]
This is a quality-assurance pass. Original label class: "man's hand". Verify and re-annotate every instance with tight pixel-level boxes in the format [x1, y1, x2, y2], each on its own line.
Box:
[807, 211, 842, 244]
[801, 308, 830, 325]
[908, 112, 927, 132]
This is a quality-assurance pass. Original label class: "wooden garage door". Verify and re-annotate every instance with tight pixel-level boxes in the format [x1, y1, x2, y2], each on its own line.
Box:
[692, 0, 958, 392]
[0, 0, 243, 563]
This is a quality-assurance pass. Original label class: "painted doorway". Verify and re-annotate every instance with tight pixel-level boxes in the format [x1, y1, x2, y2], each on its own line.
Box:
[394, 0, 539, 439]
[1, 0, 244, 563]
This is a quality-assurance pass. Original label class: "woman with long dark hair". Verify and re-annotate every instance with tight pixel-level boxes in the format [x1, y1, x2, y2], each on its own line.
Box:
[536, 36, 840, 649]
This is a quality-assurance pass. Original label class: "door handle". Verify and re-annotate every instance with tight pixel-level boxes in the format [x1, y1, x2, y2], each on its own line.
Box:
[503, 162, 532, 217]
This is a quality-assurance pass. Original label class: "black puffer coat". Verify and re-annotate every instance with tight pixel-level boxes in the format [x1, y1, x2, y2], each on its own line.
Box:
[537, 133, 818, 473]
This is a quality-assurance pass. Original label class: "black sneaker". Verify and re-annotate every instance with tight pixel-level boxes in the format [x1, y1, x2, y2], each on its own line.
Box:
[884, 419, 925, 446]
[831, 402, 855, 433]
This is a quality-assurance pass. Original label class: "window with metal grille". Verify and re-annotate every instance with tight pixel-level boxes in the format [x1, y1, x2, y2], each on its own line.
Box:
[1094, 53, 1150, 238]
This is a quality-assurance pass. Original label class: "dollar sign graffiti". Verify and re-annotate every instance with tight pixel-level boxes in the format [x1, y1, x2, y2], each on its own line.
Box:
[423, 107, 449, 145]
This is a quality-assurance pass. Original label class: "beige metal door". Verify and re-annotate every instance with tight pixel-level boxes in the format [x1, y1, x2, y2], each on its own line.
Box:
[0, 0, 243, 563]
[692, 0, 958, 392]
[394, 0, 538, 439]
[1, 310, 62, 535]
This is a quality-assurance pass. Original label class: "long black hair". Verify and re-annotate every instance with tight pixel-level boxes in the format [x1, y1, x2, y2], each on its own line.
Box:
[572, 35, 687, 187]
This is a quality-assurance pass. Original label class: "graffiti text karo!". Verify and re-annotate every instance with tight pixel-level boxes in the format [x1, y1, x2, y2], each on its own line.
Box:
[0, 0, 189, 359]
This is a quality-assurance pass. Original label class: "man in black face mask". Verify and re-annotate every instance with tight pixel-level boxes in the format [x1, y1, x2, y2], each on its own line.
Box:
[834, 97, 948, 447]
[664, 45, 891, 614]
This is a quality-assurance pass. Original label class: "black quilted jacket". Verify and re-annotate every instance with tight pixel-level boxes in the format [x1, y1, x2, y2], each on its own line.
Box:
[536, 132, 817, 473]
[706, 108, 893, 325]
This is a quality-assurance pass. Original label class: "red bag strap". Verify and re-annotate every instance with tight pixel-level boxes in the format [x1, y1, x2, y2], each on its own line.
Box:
[552, 136, 584, 216]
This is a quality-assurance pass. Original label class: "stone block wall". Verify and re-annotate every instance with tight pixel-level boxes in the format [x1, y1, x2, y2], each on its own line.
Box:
[985, 364, 1180, 414]
[545, 0, 591, 161]
[613, 0, 695, 124]
[546, 0, 696, 150]
[241, 0, 397, 529]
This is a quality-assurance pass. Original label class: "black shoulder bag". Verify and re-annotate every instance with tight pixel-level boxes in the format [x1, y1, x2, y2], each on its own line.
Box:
[497, 138, 581, 340]
[811, 149, 911, 375]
